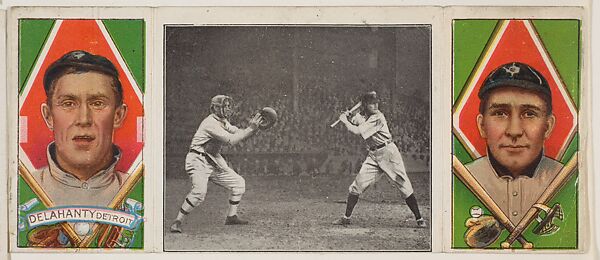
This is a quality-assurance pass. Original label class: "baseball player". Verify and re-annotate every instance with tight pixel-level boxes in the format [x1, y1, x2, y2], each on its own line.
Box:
[333, 91, 426, 228]
[170, 95, 263, 233]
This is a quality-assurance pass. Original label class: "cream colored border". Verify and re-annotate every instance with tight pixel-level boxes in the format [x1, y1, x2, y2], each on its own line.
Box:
[0, 9, 7, 260]
[153, 6, 443, 253]
[2, 2, 596, 260]
[7, 7, 154, 253]
[444, 6, 590, 254]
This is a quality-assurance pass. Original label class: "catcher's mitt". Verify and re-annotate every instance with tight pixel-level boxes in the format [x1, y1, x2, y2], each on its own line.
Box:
[258, 107, 277, 130]
[27, 225, 70, 247]
[464, 215, 503, 248]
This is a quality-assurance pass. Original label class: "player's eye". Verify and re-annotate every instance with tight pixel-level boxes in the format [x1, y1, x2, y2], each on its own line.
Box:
[522, 110, 539, 119]
[89, 100, 108, 109]
[58, 100, 78, 109]
[490, 109, 508, 118]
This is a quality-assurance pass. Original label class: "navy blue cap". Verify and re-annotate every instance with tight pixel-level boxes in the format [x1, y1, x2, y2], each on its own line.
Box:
[44, 50, 122, 97]
[479, 62, 551, 102]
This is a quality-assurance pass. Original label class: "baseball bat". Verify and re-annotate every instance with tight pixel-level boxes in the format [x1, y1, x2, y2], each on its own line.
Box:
[452, 155, 532, 248]
[80, 164, 144, 247]
[18, 160, 83, 246]
[501, 152, 578, 248]
[330, 101, 362, 128]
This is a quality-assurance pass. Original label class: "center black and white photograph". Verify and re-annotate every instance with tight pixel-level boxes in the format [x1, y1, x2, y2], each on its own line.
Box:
[163, 25, 432, 251]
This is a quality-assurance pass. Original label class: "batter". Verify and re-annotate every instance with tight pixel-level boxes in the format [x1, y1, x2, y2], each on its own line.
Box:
[333, 91, 426, 228]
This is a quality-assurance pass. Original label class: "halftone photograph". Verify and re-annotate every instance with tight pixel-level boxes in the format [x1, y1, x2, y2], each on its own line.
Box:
[163, 25, 431, 251]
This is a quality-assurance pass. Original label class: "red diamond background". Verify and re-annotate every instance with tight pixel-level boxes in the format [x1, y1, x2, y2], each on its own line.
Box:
[19, 20, 144, 172]
[453, 20, 577, 159]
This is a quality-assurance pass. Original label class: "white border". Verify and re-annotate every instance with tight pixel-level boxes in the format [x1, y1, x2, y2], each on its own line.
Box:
[0, 1, 596, 260]
[7, 7, 153, 253]
[444, 6, 589, 254]
[0, 9, 7, 260]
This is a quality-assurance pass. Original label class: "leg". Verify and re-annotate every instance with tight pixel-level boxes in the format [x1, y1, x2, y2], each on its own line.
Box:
[171, 153, 212, 232]
[380, 145, 426, 227]
[333, 157, 381, 225]
[211, 162, 248, 225]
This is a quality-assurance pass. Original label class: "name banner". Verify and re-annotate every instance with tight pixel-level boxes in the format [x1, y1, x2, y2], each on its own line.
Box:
[27, 206, 142, 230]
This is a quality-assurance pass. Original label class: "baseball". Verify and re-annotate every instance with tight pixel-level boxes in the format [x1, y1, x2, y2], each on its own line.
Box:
[74, 222, 91, 236]
[470, 206, 483, 218]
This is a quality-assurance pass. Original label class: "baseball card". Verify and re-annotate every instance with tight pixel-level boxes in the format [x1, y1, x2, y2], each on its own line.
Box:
[451, 17, 583, 250]
[8, 8, 151, 250]
[159, 7, 436, 251]
[0, 1, 597, 260]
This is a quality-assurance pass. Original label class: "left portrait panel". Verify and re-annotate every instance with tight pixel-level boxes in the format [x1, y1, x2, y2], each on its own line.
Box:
[16, 19, 145, 249]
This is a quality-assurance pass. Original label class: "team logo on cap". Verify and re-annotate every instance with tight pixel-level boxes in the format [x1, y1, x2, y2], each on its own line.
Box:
[72, 51, 86, 59]
[502, 63, 520, 77]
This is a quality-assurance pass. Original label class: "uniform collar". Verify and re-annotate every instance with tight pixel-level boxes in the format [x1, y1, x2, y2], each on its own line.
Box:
[487, 149, 543, 179]
[46, 143, 122, 190]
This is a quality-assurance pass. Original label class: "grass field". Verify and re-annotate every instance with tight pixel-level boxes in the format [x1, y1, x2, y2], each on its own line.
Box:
[163, 171, 431, 251]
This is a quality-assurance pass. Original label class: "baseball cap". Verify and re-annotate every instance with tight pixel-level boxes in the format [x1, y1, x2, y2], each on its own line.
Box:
[478, 62, 551, 103]
[360, 91, 378, 104]
[44, 50, 121, 96]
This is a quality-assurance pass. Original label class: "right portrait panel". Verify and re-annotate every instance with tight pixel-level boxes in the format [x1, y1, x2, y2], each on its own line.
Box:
[452, 19, 580, 250]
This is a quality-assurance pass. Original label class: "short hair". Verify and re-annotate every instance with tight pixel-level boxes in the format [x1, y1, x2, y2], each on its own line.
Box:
[43, 50, 123, 106]
[478, 62, 552, 115]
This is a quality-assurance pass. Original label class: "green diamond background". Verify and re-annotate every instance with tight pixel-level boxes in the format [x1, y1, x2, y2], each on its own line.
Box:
[452, 19, 580, 249]
[17, 19, 145, 249]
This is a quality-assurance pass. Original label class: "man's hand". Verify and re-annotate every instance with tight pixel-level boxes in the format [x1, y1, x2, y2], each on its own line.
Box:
[339, 111, 350, 124]
[248, 112, 264, 130]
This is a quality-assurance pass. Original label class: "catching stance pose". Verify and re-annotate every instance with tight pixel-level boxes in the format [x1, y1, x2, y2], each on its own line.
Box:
[333, 91, 426, 228]
[170, 95, 263, 233]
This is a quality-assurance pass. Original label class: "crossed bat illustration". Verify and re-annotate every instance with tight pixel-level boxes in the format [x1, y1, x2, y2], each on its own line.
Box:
[452, 152, 578, 249]
[18, 160, 143, 247]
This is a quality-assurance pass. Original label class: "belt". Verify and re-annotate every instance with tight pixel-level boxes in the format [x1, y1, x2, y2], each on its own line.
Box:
[188, 149, 219, 169]
[368, 140, 392, 151]
[189, 148, 203, 155]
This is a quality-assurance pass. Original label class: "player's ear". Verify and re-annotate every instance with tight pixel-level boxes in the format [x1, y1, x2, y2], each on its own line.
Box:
[476, 114, 487, 138]
[543, 114, 556, 139]
[41, 103, 54, 130]
[113, 104, 128, 128]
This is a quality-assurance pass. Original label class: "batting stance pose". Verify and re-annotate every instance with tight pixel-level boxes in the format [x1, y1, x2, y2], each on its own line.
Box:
[170, 95, 263, 233]
[333, 91, 426, 228]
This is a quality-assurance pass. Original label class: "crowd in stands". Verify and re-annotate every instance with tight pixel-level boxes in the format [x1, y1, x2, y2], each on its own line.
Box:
[216, 83, 430, 175]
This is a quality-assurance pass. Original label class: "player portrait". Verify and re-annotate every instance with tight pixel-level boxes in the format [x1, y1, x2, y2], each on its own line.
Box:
[17, 19, 145, 248]
[452, 19, 580, 249]
[164, 25, 432, 251]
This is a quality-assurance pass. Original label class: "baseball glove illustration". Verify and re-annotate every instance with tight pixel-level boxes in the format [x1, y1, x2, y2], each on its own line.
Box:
[464, 215, 503, 248]
[27, 225, 70, 247]
[258, 107, 277, 130]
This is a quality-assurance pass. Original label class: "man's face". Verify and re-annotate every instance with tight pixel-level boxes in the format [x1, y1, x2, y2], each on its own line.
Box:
[41, 72, 127, 180]
[365, 102, 379, 115]
[477, 86, 555, 176]
[222, 99, 233, 118]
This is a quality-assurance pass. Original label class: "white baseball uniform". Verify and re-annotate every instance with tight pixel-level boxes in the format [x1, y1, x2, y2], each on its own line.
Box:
[348, 111, 414, 198]
[180, 114, 245, 213]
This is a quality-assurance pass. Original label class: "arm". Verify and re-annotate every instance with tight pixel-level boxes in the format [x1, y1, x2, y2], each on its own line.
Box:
[340, 112, 384, 139]
[208, 114, 262, 145]
[339, 112, 361, 135]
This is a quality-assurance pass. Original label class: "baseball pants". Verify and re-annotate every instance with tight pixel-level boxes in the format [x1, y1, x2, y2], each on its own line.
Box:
[349, 143, 414, 198]
[182, 151, 245, 211]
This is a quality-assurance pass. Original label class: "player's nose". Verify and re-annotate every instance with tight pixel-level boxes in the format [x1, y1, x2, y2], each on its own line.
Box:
[74, 104, 93, 127]
[505, 115, 524, 138]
